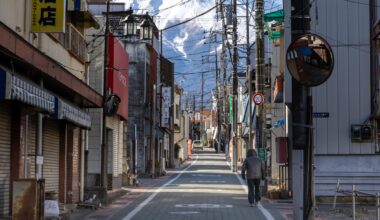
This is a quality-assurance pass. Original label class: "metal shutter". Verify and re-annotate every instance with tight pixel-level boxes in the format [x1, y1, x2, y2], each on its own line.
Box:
[0, 103, 11, 216]
[43, 119, 60, 193]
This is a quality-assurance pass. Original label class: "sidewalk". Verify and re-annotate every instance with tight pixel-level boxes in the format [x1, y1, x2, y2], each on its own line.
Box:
[68, 159, 193, 220]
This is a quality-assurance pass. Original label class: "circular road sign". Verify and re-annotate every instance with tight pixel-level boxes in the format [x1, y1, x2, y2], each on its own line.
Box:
[286, 33, 334, 87]
[253, 93, 264, 105]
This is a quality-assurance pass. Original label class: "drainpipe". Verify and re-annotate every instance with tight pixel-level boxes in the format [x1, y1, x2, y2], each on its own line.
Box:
[36, 80, 44, 180]
[152, 84, 156, 177]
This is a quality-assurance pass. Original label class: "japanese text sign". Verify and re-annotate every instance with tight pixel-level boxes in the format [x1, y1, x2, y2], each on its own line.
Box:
[31, 0, 66, 32]
[161, 87, 171, 127]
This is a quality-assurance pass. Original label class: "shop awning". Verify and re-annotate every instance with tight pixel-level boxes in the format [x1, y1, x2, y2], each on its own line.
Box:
[0, 68, 55, 113]
[68, 0, 100, 29]
[55, 98, 91, 128]
[264, 9, 284, 22]
[70, 11, 100, 29]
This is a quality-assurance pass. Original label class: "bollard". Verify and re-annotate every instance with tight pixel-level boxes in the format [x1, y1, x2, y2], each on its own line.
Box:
[352, 185, 356, 220]
[377, 192, 380, 220]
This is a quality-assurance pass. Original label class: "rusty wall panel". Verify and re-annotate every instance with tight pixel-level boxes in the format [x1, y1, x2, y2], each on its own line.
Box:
[12, 179, 44, 220]
[12, 180, 37, 220]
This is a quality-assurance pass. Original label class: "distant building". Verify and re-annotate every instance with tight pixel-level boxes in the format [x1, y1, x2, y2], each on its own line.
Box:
[87, 2, 129, 194]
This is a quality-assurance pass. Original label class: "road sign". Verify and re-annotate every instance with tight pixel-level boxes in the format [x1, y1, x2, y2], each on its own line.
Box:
[257, 148, 266, 161]
[312, 112, 329, 118]
[253, 93, 264, 105]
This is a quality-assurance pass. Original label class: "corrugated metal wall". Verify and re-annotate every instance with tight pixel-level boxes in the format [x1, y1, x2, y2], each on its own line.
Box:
[310, 0, 373, 155]
[0, 103, 11, 216]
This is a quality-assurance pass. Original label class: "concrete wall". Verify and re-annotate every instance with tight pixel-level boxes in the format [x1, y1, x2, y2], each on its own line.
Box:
[126, 42, 150, 174]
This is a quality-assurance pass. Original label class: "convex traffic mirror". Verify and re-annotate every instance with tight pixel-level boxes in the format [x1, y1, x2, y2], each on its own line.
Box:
[286, 34, 334, 87]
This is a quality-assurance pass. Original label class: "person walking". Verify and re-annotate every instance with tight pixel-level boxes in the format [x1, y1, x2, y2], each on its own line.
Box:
[241, 149, 265, 207]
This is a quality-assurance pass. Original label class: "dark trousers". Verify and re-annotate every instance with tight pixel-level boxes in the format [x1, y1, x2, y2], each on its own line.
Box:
[247, 178, 261, 204]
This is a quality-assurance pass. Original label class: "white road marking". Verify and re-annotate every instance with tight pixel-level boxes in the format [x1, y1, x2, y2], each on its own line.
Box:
[234, 172, 275, 220]
[232, 197, 247, 200]
[191, 174, 221, 177]
[169, 211, 200, 215]
[191, 180, 226, 183]
[122, 156, 198, 220]
[175, 204, 233, 208]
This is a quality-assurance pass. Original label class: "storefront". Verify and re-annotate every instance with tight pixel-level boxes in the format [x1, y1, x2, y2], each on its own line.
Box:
[0, 67, 92, 215]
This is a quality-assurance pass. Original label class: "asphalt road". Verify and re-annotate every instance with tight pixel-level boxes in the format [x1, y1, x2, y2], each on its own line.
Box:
[106, 148, 285, 220]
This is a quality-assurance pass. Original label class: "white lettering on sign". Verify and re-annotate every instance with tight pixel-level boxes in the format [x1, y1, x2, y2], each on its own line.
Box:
[161, 87, 171, 127]
[118, 73, 127, 87]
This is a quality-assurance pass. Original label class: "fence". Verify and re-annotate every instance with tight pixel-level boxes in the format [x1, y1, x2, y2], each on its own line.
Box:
[333, 179, 380, 220]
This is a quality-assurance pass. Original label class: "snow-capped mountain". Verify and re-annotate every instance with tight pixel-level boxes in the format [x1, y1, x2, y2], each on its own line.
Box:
[114, 0, 282, 109]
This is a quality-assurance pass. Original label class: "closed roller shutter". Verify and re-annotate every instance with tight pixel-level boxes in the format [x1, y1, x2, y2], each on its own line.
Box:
[0, 103, 11, 216]
[43, 119, 60, 193]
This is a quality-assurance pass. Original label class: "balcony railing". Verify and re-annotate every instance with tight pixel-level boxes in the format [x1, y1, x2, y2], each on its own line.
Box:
[50, 23, 87, 63]
[66, 23, 87, 62]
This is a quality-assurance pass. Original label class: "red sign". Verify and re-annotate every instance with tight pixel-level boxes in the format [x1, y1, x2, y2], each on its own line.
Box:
[108, 33, 129, 120]
[253, 93, 264, 105]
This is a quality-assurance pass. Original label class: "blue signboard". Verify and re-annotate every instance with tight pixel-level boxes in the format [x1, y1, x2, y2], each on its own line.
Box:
[312, 112, 329, 118]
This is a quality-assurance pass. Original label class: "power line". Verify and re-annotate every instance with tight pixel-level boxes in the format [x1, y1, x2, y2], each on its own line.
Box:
[161, 0, 226, 31]
[152, 0, 192, 15]
[166, 50, 211, 59]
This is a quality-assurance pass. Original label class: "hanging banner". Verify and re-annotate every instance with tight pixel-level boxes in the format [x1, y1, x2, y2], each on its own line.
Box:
[31, 0, 66, 33]
[161, 87, 171, 127]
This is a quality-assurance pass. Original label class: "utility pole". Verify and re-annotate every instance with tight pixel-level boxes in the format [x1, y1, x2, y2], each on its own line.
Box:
[255, 0, 264, 151]
[290, 0, 312, 219]
[255, 0, 266, 195]
[216, 47, 221, 153]
[193, 95, 196, 139]
[220, 0, 228, 157]
[201, 72, 204, 141]
[232, 0, 238, 172]
[101, 0, 110, 191]
[247, 0, 253, 150]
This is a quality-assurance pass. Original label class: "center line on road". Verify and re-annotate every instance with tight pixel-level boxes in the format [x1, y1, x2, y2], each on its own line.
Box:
[191, 174, 222, 177]
[169, 211, 200, 215]
[121, 156, 199, 220]
[232, 164, 275, 220]
[191, 180, 226, 183]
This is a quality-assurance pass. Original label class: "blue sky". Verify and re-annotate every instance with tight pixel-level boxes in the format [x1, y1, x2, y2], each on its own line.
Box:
[115, 0, 282, 109]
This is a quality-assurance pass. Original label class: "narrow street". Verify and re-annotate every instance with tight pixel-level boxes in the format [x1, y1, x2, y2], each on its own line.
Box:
[78, 148, 285, 220]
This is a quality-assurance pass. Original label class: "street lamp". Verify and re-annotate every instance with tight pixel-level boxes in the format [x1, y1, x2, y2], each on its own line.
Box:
[123, 14, 137, 36]
[140, 14, 153, 40]
[122, 11, 153, 41]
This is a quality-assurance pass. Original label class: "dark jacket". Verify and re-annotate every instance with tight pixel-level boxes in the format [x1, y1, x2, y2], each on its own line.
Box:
[241, 149, 265, 180]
